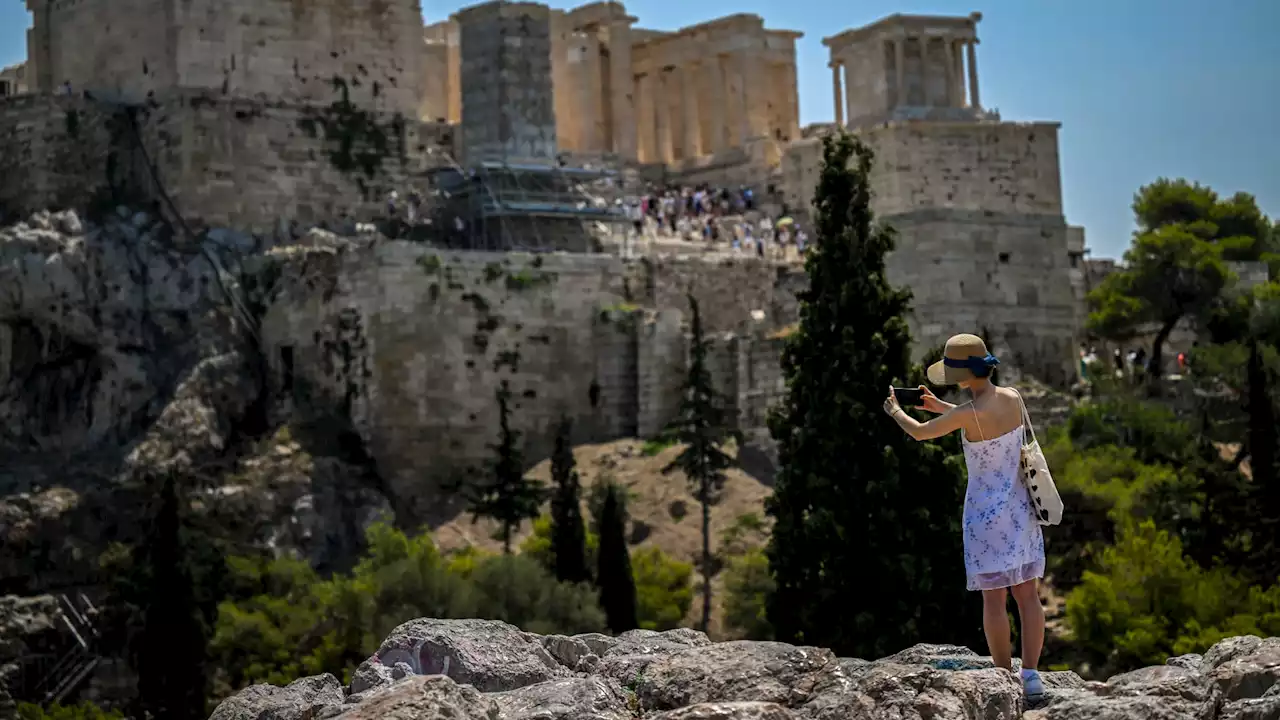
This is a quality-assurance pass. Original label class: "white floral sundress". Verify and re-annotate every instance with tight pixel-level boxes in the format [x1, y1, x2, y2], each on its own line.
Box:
[960, 414, 1045, 591]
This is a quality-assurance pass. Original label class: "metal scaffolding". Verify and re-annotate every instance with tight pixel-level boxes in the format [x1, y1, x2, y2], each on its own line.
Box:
[425, 160, 629, 252]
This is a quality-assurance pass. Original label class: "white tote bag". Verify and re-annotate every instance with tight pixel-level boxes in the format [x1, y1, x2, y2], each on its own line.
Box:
[1016, 391, 1064, 526]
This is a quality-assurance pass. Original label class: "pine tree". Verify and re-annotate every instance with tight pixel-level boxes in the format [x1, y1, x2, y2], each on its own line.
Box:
[664, 293, 739, 632]
[550, 416, 589, 583]
[462, 381, 545, 554]
[132, 473, 210, 720]
[595, 481, 638, 633]
[764, 133, 979, 658]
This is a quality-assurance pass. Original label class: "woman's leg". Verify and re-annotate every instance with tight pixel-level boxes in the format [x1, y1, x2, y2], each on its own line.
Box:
[1010, 579, 1045, 670]
[981, 587, 1012, 670]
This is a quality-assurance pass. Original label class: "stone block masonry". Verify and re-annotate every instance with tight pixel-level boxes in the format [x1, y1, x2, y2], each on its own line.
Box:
[135, 93, 451, 232]
[456, 1, 558, 164]
[0, 95, 119, 221]
[259, 244, 799, 525]
[25, 0, 425, 116]
[1, 91, 455, 232]
[779, 120, 1076, 382]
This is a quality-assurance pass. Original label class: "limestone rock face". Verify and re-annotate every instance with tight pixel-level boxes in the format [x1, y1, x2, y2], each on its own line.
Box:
[489, 675, 632, 719]
[208, 673, 345, 720]
[210, 622, 1280, 720]
[1025, 635, 1280, 719]
[322, 674, 499, 719]
[350, 619, 565, 695]
[0, 209, 391, 591]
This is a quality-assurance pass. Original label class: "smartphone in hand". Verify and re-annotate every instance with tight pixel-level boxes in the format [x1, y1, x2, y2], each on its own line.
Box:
[893, 387, 924, 407]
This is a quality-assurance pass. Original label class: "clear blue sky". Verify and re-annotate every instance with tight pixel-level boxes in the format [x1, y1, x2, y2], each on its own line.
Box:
[2, 0, 1275, 259]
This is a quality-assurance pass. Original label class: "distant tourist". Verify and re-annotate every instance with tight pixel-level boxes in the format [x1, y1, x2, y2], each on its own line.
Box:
[883, 334, 1050, 706]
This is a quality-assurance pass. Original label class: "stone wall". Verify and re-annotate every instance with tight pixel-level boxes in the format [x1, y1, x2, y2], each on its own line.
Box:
[134, 93, 451, 233]
[26, 0, 424, 114]
[780, 120, 1076, 382]
[456, 2, 558, 164]
[0, 95, 119, 220]
[885, 209, 1077, 384]
[864, 122, 1064, 217]
[172, 0, 424, 114]
[1, 90, 454, 232]
[31, 0, 171, 100]
[260, 244, 795, 524]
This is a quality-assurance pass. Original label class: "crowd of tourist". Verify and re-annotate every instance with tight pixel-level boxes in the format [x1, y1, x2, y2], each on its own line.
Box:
[618, 183, 811, 260]
[1078, 343, 1193, 383]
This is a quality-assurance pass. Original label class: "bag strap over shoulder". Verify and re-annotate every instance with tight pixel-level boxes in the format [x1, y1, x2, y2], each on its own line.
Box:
[1012, 389, 1038, 446]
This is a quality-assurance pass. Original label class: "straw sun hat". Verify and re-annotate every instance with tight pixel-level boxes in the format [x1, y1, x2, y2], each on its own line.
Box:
[926, 333, 1001, 385]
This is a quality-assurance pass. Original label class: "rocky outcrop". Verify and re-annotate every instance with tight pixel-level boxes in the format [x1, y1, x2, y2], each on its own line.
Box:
[208, 619, 1280, 719]
[0, 209, 391, 592]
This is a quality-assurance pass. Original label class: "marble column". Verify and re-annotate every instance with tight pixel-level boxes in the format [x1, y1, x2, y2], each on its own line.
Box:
[831, 61, 844, 126]
[735, 53, 751, 143]
[967, 41, 981, 109]
[706, 56, 727, 153]
[609, 22, 637, 159]
[843, 60, 855, 126]
[636, 73, 654, 162]
[655, 69, 674, 164]
[681, 63, 702, 159]
[894, 36, 906, 109]
[943, 38, 957, 107]
[578, 32, 604, 152]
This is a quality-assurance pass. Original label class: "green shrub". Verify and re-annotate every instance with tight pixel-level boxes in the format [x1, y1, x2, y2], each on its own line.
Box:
[632, 546, 694, 631]
[722, 549, 774, 640]
[211, 522, 612, 700]
[1066, 520, 1280, 675]
[467, 554, 606, 635]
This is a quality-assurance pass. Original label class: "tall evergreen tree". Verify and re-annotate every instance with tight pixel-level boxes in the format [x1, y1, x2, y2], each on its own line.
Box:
[664, 293, 739, 632]
[595, 481, 638, 633]
[549, 416, 589, 583]
[132, 473, 210, 720]
[764, 133, 978, 658]
[462, 381, 545, 554]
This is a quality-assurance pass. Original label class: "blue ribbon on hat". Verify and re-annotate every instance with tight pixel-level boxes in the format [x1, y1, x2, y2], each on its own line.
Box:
[943, 354, 1000, 378]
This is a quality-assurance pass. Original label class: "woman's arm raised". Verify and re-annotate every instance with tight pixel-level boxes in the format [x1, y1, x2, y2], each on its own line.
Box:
[884, 387, 969, 441]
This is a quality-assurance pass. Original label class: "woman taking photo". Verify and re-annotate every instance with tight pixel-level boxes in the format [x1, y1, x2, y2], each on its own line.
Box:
[882, 333, 1047, 704]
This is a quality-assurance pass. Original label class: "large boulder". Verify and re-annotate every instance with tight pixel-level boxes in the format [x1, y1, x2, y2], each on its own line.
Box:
[597, 628, 714, 685]
[633, 640, 1023, 720]
[209, 673, 344, 720]
[1206, 636, 1280, 702]
[636, 641, 845, 714]
[321, 674, 499, 720]
[847, 662, 1021, 720]
[1027, 662, 1218, 720]
[350, 619, 564, 694]
[489, 676, 632, 720]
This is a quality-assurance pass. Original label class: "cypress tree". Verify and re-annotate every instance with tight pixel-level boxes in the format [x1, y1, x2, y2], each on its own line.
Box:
[764, 133, 978, 658]
[664, 293, 739, 632]
[549, 416, 589, 583]
[133, 473, 210, 720]
[462, 380, 545, 554]
[595, 481, 638, 633]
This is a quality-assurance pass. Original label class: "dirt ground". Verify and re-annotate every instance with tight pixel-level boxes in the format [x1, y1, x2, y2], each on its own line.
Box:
[433, 438, 774, 638]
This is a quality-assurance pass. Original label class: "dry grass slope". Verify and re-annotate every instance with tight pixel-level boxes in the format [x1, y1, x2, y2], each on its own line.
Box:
[434, 438, 774, 638]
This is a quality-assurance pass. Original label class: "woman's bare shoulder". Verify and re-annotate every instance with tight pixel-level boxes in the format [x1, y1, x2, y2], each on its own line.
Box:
[994, 386, 1024, 413]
